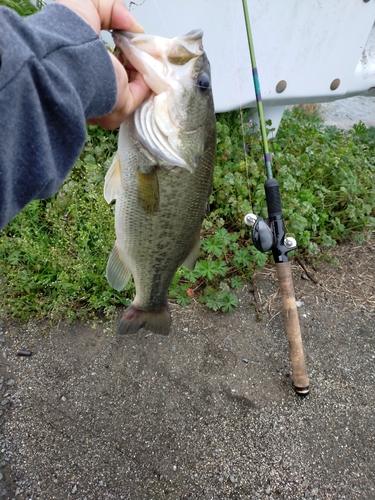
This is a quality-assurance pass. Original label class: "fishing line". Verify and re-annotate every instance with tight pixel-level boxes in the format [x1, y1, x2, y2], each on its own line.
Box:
[229, 0, 253, 211]
[152, 0, 172, 36]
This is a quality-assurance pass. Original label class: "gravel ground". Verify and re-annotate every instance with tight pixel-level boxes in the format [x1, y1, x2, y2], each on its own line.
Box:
[1, 238, 374, 500]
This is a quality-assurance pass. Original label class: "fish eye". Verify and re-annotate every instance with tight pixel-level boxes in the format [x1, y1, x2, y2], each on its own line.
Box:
[197, 73, 210, 92]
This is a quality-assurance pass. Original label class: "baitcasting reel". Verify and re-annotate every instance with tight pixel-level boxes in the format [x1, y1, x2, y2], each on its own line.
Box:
[243, 178, 297, 262]
[244, 212, 297, 258]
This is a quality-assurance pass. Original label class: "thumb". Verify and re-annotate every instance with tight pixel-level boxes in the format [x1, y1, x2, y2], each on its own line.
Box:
[92, 0, 144, 32]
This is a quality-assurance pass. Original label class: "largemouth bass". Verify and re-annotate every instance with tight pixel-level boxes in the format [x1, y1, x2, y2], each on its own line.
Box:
[104, 29, 216, 335]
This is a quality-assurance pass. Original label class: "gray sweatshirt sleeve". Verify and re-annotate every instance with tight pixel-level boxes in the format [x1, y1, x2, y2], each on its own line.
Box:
[0, 4, 118, 229]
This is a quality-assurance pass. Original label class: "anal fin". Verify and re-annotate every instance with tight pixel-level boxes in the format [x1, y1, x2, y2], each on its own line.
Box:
[181, 228, 201, 270]
[106, 243, 131, 291]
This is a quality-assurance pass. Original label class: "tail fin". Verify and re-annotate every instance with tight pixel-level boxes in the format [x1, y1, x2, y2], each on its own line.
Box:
[117, 304, 171, 336]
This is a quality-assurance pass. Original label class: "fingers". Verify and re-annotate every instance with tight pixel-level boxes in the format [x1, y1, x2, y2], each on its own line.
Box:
[91, 54, 151, 130]
[55, 0, 151, 129]
[56, 0, 144, 34]
[125, 70, 153, 114]
[92, 0, 145, 32]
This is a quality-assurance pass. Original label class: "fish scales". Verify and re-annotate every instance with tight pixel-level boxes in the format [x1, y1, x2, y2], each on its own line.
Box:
[116, 126, 215, 308]
[105, 30, 216, 335]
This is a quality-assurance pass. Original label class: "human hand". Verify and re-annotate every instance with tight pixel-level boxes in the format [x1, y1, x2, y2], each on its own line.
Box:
[56, 0, 151, 129]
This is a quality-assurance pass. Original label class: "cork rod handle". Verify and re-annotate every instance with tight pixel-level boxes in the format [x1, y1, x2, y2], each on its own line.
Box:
[276, 261, 309, 395]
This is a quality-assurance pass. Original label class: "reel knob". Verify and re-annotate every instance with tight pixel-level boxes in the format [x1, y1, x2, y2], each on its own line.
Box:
[284, 236, 297, 249]
[244, 213, 258, 227]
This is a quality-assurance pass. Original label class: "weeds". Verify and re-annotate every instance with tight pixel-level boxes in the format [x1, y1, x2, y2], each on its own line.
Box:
[0, 0, 40, 16]
[0, 127, 125, 321]
[1, 108, 374, 320]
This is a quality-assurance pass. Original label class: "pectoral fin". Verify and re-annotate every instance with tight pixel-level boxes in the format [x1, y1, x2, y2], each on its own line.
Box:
[104, 152, 122, 204]
[137, 168, 159, 216]
[181, 228, 201, 270]
[106, 243, 131, 291]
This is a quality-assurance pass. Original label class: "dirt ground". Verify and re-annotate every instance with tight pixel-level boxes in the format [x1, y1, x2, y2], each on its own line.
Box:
[0, 236, 374, 500]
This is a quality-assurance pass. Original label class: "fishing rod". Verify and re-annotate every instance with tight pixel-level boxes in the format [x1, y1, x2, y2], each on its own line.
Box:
[241, 0, 309, 395]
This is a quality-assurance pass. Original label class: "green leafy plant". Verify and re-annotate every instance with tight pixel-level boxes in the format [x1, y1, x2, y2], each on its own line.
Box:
[273, 109, 375, 252]
[1, 108, 374, 321]
[0, 0, 42, 16]
[0, 126, 128, 321]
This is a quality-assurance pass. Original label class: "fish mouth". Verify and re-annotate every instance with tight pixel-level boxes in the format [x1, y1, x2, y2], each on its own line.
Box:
[113, 30, 206, 172]
[112, 30, 204, 95]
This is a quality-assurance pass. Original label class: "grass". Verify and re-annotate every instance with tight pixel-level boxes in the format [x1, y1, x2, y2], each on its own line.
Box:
[0, 0, 40, 16]
[1, 108, 374, 321]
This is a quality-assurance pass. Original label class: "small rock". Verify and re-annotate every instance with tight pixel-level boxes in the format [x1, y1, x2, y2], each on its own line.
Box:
[229, 475, 235, 484]
[241, 358, 249, 364]
[71, 484, 78, 494]
[6, 379, 15, 386]
[1, 400, 9, 406]
[61, 396, 66, 402]
[0, 472, 3, 481]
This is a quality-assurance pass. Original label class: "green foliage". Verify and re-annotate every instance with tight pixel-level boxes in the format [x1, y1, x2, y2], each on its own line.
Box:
[199, 287, 239, 313]
[0, 0, 41, 16]
[0, 126, 130, 321]
[273, 110, 375, 253]
[169, 108, 374, 312]
[1, 108, 374, 320]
